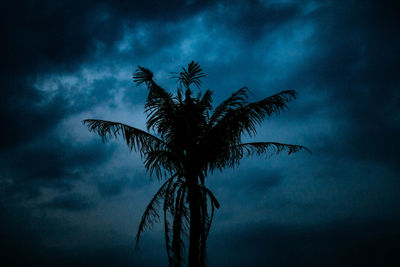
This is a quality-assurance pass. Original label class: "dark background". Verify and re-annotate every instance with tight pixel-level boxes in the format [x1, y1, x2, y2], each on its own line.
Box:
[1, 0, 399, 266]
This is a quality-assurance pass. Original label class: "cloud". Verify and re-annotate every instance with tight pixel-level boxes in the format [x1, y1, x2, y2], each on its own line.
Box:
[0, 0, 220, 151]
[211, 1, 302, 42]
[42, 193, 95, 211]
[0, 128, 114, 203]
[208, 218, 400, 266]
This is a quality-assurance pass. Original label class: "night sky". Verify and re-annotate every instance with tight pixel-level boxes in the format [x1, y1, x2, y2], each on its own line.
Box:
[1, 0, 399, 266]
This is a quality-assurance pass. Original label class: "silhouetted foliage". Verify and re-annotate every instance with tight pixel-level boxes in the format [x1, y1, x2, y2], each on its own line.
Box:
[83, 61, 310, 266]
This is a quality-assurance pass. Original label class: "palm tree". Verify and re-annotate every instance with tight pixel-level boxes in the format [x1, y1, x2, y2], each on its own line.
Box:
[83, 61, 310, 267]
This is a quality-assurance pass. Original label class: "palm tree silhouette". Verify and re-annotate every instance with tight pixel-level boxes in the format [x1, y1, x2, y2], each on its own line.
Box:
[83, 61, 310, 266]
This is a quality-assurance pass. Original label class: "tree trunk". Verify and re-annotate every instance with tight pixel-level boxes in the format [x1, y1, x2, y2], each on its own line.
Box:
[188, 177, 202, 267]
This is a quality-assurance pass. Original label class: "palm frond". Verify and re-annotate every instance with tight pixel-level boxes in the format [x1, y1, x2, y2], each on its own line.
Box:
[203, 140, 310, 174]
[133, 66, 174, 123]
[135, 173, 178, 248]
[212, 90, 296, 138]
[199, 188, 208, 267]
[82, 119, 165, 155]
[144, 149, 182, 178]
[145, 94, 178, 135]
[133, 66, 153, 86]
[173, 61, 206, 89]
[171, 185, 187, 266]
[231, 142, 311, 159]
[246, 89, 296, 118]
[205, 196, 215, 238]
[199, 89, 213, 113]
[209, 87, 250, 126]
[197, 185, 219, 266]
[133, 67, 178, 137]
[164, 195, 172, 264]
[199, 185, 220, 209]
[163, 178, 184, 265]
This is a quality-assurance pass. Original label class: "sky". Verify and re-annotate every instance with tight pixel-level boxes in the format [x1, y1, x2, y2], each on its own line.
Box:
[1, 0, 399, 266]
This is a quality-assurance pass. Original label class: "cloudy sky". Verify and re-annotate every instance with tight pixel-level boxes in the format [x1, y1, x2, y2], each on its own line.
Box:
[1, 0, 399, 266]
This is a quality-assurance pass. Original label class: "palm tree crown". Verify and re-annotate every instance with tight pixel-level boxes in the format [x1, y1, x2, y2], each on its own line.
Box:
[83, 61, 310, 266]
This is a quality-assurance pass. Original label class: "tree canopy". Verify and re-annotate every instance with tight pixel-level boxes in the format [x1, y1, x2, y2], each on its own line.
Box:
[83, 61, 310, 266]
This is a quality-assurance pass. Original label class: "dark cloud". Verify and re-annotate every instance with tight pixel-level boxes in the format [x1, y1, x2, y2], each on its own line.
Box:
[1, 0, 218, 74]
[0, 0, 218, 150]
[0, 77, 68, 149]
[271, 0, 400, 169]
[9, 141, 102, 180]
[0, 204, 46, 266]
[211, 168, 283, 195]
[0, 132, 114, 202]
[42, 193, 95, 211]
[208, 219, 400, 266]
[0, 202, 164, 266]
[2, 202, 398, 267]
[97, 177, 129, 197]
[245, 170, 282, 192]
[211, 1, 302, 42]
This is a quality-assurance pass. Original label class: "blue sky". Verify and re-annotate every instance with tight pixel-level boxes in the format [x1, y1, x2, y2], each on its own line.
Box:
[1, 0, 399, 266]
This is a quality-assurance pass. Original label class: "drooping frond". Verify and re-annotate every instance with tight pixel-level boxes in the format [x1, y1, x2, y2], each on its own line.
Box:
[199, 89, 213, 113]
[198, 184, 219, 238]
[174, 61, 206, 89]
[135, 173, 179, 248]
[205, 196, 215, 238]
[164, 196, 172, 264]
[163, 179, 184, 265]
[199, 185, 220, 209]
[197, 184, 220, 266]
[82, 119, 165, 155]
[171, 185, 187, 266]
[231, 142, 311, 159]
[199, 188, 208, 267]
